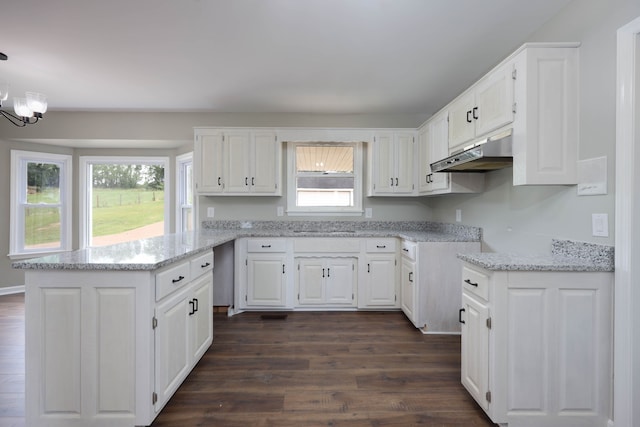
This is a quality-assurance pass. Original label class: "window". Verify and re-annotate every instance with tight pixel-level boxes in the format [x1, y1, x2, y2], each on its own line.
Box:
[10, 150, 72, 257]
[287, 142, 363, 215]
[176, 153, 194, 232]
[79, 156, 170, 248]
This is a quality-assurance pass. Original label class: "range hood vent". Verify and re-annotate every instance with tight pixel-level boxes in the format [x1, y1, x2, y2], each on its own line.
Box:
[430, 129, 513, 173]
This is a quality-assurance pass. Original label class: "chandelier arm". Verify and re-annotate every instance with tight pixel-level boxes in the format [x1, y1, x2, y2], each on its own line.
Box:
[0, 110, 27, 127]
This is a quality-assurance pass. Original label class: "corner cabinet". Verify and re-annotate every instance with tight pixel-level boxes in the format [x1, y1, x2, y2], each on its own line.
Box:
[24, 250, 214, 427]
[194, 128, 282, 196]
[459, 262, 613, 427]
[368, 131, 415, 196]
[418, 111, 485, 196]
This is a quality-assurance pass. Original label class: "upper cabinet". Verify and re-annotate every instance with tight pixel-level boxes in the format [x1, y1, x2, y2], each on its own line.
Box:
[424, 42, 579, 186]
[369, 131, 415, 196]
[418, 111, 484, 196]
[194, 128, 282, 196]
[448, 62, 515, 153]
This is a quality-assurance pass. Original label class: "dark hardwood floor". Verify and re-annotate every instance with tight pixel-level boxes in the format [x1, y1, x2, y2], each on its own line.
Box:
[0, 294, 494, 426]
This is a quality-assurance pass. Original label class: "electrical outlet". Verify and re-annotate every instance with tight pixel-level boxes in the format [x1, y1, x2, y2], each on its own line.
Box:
[207, 207, 215, 218]
[277, 206, 284, 217]
[456, 209, 462, 222]
[365, 208, 373, 218]
[592, 213, 609, 237]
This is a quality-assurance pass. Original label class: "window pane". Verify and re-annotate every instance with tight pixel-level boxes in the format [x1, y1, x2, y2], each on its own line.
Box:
[24, 206, 61, 249]
[182, 207, 193, 231]
[185, 163, 193, 205]
[90, 164, 165, 246]
[296, 146, 353, 172]
[27, 162, 60, 203]
[296, 176, 355, 207]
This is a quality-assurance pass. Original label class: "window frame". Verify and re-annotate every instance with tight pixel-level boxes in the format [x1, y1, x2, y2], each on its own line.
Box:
[176, 152, 194, 233]
[79, 156, 171, 248]
[286, 141, 363, 216]
[9, 150, 73, 259]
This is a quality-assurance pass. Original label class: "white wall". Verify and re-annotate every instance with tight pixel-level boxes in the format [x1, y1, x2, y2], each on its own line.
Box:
[427, 0, 640, 254]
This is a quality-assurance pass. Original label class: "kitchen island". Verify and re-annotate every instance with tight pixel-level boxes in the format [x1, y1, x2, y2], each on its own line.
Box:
[13, 221, 481, 427]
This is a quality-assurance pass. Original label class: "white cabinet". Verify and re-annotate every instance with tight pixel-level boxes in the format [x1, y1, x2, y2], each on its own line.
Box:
[23, 249, 214, 427]
[369, 131, 415, 195]
[400, 241, 417, 323]
[459, 262, 613, 426]
[154, 273, 212, 411]
[244, 239, 288, 308]
[418, 112, 484, 196]
[194, 128, 281, 195]
[296, 257, 356, 307]
[359, 238, 398, 308]
[449, 62, 515, 152]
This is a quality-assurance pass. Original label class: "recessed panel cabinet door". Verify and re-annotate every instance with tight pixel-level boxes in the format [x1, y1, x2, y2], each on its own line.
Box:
[461, 292, 490, 412]
[395, 133, 415, 194]
[448, 92, 476, 150]
[297, 259, 326, 305]
[252, 132, 279, 193]
[225, 132, 252, 193]
[247, 254, 287, 306]
[325, 258, 356, 305]
[154, 286, 191, 410]
[196, 133, 224, 193]
[474, 64, 514, 137]
[364, 255, 397, 307]
[401, 257, 416, 323]
[372, 132, 395, 193]
[191, 275, 213, 362]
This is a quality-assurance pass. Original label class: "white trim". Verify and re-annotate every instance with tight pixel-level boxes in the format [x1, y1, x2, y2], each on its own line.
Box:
[0, 286, 25, 296]
[9, 150, 73, 256]
[615, 15, 640, 427]
[78, 156, 171, 248]
[175, 152, 194, 233]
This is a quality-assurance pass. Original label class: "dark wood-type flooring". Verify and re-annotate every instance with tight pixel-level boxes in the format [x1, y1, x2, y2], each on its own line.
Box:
[0, 294, 494, 426]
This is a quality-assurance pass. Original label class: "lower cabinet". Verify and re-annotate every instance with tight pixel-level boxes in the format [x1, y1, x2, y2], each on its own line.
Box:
[241, 239, 289, 309]
[459, 262, 613, 426]
[400, 250, 417, 323]
[23, 249, 214, 427]
[296, 257, 356, 307]
[154, 274, 213, 410]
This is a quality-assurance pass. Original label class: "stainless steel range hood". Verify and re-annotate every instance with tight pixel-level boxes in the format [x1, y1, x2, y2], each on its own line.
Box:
[430, 129, 513, 173]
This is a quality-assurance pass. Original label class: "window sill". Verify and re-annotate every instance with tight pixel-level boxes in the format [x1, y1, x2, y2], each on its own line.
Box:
[8, 249, 70, 261]
[286, 210, 364, 217]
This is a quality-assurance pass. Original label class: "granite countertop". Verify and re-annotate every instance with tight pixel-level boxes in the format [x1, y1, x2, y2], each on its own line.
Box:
[458, 239, 615, 272]
[13, 221, 481, 271]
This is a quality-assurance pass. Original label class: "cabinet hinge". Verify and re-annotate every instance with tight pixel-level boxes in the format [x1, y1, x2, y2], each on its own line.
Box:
[486, 390, 492, 403]
[152, 316, 157, 329]
[152, 392, 158, 405]
[486, 317, 492, 329]
[512, 102, 517, 114]
[512, 69, 517, 80]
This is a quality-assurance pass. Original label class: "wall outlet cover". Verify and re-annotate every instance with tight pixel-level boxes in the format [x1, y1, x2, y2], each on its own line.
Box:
[456, 209, 462, 222]
[592, 213, 609, 237]
[207, 207, 215, 218]
[365, 208, 373, 218]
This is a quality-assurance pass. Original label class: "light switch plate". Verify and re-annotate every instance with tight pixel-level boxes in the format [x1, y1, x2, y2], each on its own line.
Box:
[456, 209, 462, 222]
[207, 207, 215, 218]
[277, 206, 284, 217]
[365, 208, 373, 218]
[592, 213, 609, 237]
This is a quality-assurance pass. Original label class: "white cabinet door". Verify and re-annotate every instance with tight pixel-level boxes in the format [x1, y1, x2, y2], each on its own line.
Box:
[224, 132, 252, 193]
[371, 132, 395, 194]
[448, 91, 476, 149]
[363, 254, 397, 307]
[155, 286, 191, 410]
[401, 257, 416, 323]
[191, 275, 213, 362]
[474, 63, 514, 137]
[247, 254, 287, 307]
[417, 125, 431, 193]
[297, 258, 326, 305]
[196, 132, 224, 193]
[252, 132, 279, 194]
[325, 258, 356, 305]
[428, 112, 450, 191]
[395, 133, 415, 194]
[460, 291, 490, 412]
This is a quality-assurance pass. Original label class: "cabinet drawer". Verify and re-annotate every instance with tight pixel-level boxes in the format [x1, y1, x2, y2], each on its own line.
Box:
[247, 239, 287, 252]
[401, 240, 416, 260]
[365, 239, 397, 253]
[294, 238, 360, 253]
[462, 265, 489, 301]
[190, 251, 214, 279]
[156, 261, 191, 301]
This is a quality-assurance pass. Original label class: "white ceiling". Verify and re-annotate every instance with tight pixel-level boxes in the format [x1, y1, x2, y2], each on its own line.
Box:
[1, 0, 571, 116]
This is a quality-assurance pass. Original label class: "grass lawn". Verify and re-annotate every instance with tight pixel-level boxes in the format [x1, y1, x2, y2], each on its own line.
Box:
[25, 188, 165, 245]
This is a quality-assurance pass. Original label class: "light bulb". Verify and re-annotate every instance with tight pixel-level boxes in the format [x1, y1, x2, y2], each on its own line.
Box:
[0, 83, 8, 102]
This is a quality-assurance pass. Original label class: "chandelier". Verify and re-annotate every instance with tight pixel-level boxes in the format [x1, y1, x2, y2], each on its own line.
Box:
[0, 52, 48, 127]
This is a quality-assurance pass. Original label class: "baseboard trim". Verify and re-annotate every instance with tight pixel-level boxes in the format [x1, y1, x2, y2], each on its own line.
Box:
[0, 285, 25, 296]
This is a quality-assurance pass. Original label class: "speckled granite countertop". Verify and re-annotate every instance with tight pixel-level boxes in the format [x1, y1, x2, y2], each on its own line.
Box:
[13, 221, 481, 271]
[458, 239, 614, 272]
